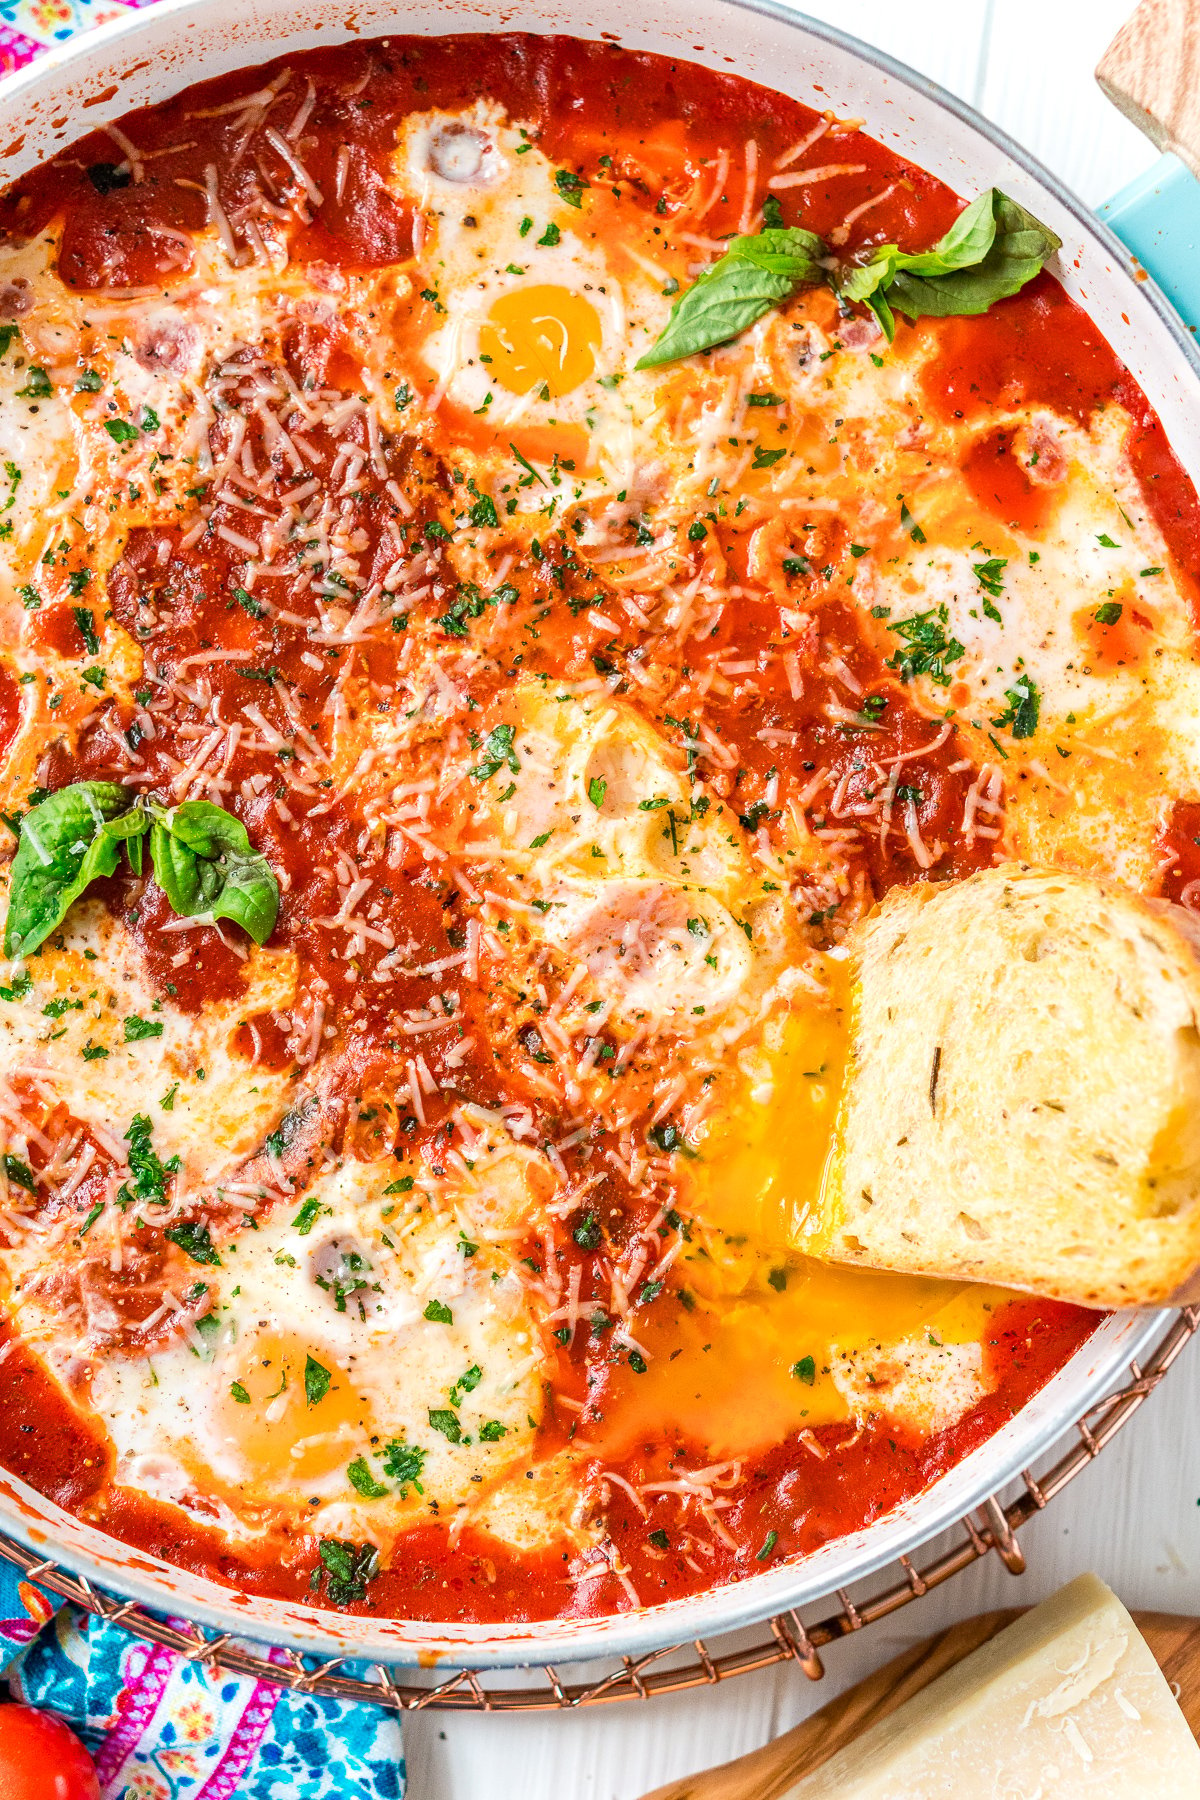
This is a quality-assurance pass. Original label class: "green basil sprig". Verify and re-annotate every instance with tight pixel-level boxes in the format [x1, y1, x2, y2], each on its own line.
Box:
[3, 782, 279, 957]
[836, 188, 1062, 341]
[150, 800, 279, 946]
[635, 227, 824, 369]
[635, 189, 1059, 366]
[4, 784, 149, 960]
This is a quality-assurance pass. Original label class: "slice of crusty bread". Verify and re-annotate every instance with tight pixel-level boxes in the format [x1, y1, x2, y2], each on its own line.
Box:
[808, 863, 1200, 1309]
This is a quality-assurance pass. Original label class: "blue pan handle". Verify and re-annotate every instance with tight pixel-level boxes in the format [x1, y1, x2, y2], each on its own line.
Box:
[1098, 152, 1200, 332]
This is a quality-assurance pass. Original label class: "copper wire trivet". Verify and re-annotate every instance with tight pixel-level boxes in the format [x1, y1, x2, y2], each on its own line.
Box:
[1, 1307, 1194, 1711]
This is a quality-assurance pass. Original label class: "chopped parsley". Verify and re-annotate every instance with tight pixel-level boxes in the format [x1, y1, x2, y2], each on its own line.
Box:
[898, 493, 926, 543]
[124, 1014, 164, 1042]
[973, 556, 1007, 598]
[304, 1354, 331, 1406]
[449, 1364, 482, 1407]
[428, 1407, 462, 1442]
[233, 585, 266, 619]
[885, 606, 964, 686]
[291, 1194, 331, 1235]
[16, 367, 52, 400]
[3, 1154, 35, 1192]
[553, 168, 589, 208]
[72, 607, 99, 654]
[164, 1220, 221, 1266]
[347, 1455, 389, 1498]
[992, 674, 1041, 739]
[314, 1538, 378, 1605]
[76, 1200, 104, 1238]
[118, 1113, 178, 1209]
[573, 1212, 602, 1250]
[470, 722, 520, 781]
[381, 1440, 426, 1495]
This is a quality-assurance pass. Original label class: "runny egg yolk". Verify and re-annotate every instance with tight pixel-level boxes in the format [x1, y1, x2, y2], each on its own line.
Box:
[479, 284, 602, 398]
[584, 966, 1006, 1462]
[214, 1331, 368, 1484]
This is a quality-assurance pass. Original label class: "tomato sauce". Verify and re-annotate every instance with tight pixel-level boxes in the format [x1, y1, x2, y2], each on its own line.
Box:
[1158, 801, 1200, 905]
[920, 280, 1200, 614]
[1, 30, 1166, 1623]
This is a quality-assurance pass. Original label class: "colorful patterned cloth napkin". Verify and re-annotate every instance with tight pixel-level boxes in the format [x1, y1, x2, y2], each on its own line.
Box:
[1, 1559, 407, 1796]
[0, 0, 152, 78]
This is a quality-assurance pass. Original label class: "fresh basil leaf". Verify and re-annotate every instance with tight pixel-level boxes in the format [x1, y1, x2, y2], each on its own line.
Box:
[125, 822, 145, 877]
[149, 800, 279, 945]
[838, 256, 897, 338]
[888, 192, 1060, 319]
[636, 227, 824, 368]
[839, 189, 1060, 341]
[878, 187, 1001, 283]
[4, 782, 148, 957]
[726, 226, 825, 275]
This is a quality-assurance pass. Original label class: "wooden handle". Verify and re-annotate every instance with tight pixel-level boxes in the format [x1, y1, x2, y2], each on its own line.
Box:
[1097, 0, 1200, 180]
[638, 1611, 1200, 1800]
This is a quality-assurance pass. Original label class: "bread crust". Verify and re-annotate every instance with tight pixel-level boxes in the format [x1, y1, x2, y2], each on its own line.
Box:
[811, 863, 1200, 1309]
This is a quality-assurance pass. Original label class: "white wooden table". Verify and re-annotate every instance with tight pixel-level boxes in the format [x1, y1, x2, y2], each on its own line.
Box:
[400, 4, 1199, 1794]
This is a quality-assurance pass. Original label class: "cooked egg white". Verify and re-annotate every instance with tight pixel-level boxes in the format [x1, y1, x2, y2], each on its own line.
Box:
[387, 101, 672, 494]
[75, 1132, 561, 1552]
[0, 898, 297, 1179]
[733, 301, 1200, 890]
[450, 678, 795, 1036]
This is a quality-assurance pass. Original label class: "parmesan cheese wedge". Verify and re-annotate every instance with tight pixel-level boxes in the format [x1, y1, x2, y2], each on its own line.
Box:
[788, 1574, 1200, 1797]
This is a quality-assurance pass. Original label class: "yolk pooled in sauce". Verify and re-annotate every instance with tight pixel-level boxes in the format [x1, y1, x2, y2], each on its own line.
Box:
[587, 965, 1008, 1463]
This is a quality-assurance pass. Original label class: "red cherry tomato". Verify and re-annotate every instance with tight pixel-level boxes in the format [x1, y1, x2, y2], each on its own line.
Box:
[0, 1706, 100, 1800]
